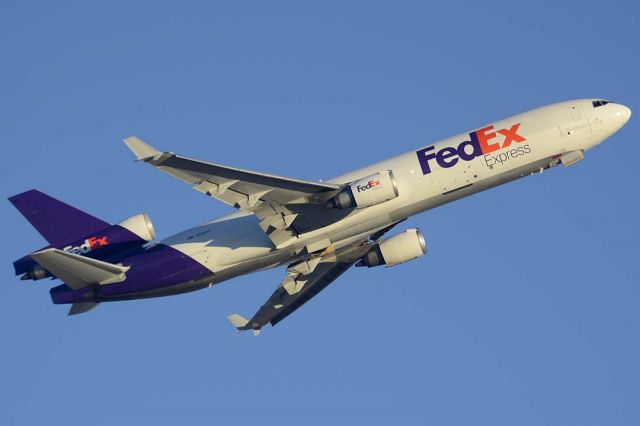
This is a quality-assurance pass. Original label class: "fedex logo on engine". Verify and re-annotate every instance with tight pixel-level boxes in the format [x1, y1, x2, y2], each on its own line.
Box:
[416, 123, 528, 175]
[356, 180, 381, 192]
[63, 236, 109, 255]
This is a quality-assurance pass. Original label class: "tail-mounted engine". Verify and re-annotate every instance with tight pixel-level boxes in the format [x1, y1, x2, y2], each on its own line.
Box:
[357, 228, 427, 267]
[16, 213, 156, 281]
[326, 170, 399, 209]
[117, 213, 156, 243]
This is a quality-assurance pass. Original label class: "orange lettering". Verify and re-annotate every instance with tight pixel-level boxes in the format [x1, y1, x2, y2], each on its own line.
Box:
[476, 125, 500, 154]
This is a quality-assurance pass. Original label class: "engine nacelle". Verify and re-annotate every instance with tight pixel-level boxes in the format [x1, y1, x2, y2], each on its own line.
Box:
[117, 213, 156, 243]
[327, 170, 399, 209]
[358, 228, 426, 267]
[15, 213, 158, 281]
[20, 264, 51, 281]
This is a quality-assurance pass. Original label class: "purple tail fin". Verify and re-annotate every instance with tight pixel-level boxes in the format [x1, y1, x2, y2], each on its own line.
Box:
[8, 189, 110, 246]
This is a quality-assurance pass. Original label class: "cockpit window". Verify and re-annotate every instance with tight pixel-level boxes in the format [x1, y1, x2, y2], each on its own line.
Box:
[593, 100, 610, 107]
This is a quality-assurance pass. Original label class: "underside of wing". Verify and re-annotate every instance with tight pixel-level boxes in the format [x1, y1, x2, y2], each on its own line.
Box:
[124, 137, 345, 248]
[228, 261, 355, 335]
[227, 223, 402, 335]
[30, 248, 129, 290]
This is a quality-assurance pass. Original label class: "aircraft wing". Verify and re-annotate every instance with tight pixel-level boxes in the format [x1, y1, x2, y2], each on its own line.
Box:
[228, 261, 356, 336]
[227, 224, 401, 335]
[124, 137, 344, 248]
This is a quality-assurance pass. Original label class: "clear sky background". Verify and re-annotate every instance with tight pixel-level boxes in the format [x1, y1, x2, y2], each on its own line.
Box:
[1, 1, 638, 424]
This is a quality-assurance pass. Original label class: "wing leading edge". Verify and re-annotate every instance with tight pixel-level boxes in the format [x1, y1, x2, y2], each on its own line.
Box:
[123, 136, 340, 206]
[123, 137, 343, 248]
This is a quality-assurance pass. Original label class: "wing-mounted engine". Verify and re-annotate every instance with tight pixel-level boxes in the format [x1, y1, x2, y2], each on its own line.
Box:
[326, 170, 399, 209]
[356, 228, 426, 267]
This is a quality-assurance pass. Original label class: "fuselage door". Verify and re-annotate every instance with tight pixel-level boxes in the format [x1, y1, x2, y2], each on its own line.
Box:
[570, 105, 581, 121]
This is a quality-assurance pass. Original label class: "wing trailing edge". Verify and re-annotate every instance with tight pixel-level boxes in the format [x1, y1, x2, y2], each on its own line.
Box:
[122, 136, 344, 249]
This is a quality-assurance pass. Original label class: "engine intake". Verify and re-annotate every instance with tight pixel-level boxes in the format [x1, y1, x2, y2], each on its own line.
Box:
[327, 170, 399, 209]
[358, 228, 426, 267]
[117, 213, 156, 243]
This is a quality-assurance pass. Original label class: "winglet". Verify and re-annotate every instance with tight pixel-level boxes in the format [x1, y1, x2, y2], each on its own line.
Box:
[123, 136, 162, 161]
[227, 314, 262, 336]
[227, 313, 249, 329]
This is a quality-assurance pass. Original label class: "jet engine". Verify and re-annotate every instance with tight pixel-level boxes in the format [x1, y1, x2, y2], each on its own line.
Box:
[357, 228, 426, 267]
[16, 213, 157, 281]
[117, 213, 156, 243]
[327, 170, 399, 209]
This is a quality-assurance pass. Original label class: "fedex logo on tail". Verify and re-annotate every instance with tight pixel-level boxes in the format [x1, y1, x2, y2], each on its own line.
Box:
[63, 236, 109, 255]
[416, 123, 527, 175]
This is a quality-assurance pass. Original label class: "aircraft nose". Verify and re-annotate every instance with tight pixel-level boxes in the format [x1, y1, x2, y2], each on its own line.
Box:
[616, 104, 632, 126]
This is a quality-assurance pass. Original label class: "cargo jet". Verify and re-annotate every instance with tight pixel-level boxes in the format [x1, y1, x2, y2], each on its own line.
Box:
[9, 99, 631, 334]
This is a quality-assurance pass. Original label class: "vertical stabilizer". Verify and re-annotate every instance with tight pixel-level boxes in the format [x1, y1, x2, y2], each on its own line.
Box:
[8, 189, 110, 246]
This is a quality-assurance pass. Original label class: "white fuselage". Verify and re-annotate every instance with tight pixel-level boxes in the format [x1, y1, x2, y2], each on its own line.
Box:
[160, 99, 630, 286]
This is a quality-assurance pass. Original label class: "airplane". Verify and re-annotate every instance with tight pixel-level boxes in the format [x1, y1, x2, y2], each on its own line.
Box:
[9, 99, 631, 335]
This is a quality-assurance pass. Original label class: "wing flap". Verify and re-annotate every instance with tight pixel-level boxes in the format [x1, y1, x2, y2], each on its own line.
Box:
[123, 137, 345, 248]
[230, 260, 355, 334]
[270, 261, 354, 326]
[30, 248, 130, 290]
[228, 223, 404, 334]
[123, 137, 340, 207]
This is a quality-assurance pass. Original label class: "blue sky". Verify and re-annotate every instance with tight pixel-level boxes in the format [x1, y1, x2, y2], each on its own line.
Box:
[1, 1, 638, 424]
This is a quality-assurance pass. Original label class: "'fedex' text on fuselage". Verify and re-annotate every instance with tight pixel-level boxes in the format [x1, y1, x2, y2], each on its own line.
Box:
[416, 123, 529, 175]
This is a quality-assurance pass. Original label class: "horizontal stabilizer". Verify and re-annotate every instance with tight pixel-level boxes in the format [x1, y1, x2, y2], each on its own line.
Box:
[31, 248, 130, 290]
[69, 301, 100, 315]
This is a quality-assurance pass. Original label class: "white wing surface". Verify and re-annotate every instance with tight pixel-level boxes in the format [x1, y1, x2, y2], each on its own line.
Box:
[124, 137, 346, 248]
